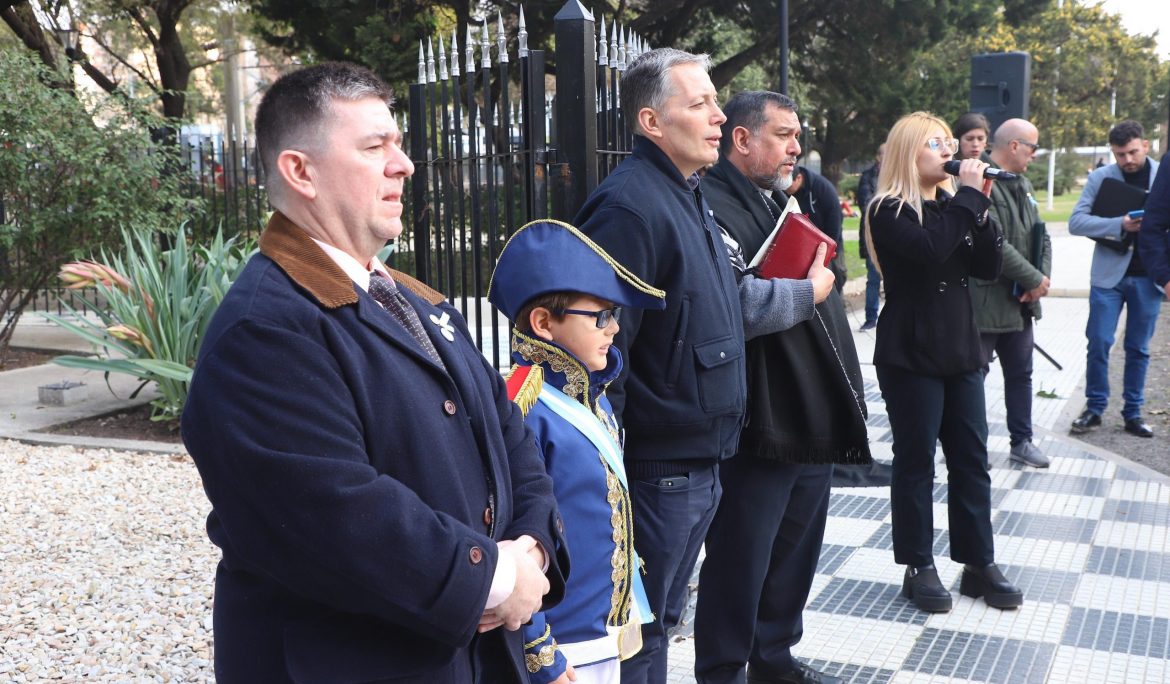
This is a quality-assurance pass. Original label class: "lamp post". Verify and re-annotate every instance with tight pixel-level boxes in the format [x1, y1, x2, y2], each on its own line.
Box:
[778, 0, 789, 95]
[56, 26, 79, 61]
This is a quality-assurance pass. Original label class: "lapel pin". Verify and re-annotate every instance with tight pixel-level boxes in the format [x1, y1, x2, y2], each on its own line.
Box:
[430, 312, 455, 341]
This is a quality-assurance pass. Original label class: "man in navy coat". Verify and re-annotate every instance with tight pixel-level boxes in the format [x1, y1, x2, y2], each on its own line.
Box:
[1138, 158, 1170, 301]
[182, 62, 567, 683]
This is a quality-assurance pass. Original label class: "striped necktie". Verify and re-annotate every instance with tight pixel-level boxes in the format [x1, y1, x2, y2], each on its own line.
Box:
[368, 271, 446, 369]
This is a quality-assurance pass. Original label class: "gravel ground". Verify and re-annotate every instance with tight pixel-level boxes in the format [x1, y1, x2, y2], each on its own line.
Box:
[1061, 301, 1170, 477]
[0, 441, 216, 682]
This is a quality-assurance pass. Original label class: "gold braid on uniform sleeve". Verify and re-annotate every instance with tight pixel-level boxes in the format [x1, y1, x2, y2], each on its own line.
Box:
[524, 624, 560, 673]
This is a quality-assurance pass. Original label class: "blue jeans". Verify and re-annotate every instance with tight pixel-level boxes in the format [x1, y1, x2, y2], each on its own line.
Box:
[864, 256, 882, 323]
[1085, 277, 1163, 420]
[621, 464, 722, 684]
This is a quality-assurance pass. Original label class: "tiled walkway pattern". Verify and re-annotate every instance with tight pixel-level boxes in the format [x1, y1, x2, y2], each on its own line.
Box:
[663, 299, 1169, 683]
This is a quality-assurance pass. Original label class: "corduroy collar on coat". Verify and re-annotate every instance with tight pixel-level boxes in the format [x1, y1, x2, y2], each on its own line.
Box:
[259, 211, 446, 307]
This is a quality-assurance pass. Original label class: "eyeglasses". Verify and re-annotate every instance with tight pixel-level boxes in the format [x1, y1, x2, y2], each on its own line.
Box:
[925, 137, 959, 153]
[556, 306, 622, 329]
[1014, 139, 1040, 152]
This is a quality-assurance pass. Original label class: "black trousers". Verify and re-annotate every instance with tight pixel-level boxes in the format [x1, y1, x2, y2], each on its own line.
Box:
[980, 317, 1035, 446]
[620, 464, 722, 684]
[693, 458, 833, 684]
[877, 364, 994, 568]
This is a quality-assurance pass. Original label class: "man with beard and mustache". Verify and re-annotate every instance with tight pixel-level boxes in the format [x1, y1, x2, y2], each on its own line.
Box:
[695, 90, 872, 684]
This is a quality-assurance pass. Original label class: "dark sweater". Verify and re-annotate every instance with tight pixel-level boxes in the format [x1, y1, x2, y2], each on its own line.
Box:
[575, 137, 746, 475]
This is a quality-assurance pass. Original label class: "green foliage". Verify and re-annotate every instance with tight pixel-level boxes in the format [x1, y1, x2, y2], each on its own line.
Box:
[0, 46, 188, 350]
[43, 226, 255, 423]
[245, 0, 440, 94]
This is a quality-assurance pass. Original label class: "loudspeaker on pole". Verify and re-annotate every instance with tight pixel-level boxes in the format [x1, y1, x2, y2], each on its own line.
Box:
[969, 52, 1031, 135]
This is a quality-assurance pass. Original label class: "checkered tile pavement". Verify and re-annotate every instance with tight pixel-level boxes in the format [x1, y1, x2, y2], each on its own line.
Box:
[663, 298, 1170, 683]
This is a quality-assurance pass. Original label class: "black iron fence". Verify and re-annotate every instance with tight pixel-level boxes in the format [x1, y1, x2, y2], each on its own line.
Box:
[7, 1, 643, 367]
[405, 2, 644, 367]
[179, 135, 269, 242]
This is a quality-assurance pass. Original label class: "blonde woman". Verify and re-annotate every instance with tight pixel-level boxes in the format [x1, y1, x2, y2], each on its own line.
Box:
[864, 112, 1023, 614]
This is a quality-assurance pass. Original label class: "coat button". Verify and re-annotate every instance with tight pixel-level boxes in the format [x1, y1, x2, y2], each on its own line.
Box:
[556, 516, 565, 534]
[719, 351, 726, 359]
[937, 281, 948, 293]
[469, 546, 483, 564]
[443, 400, 457, 415]
[960, 277, 968, 288]
[483, 507, 493, 526]
[964, 234, 974, 246]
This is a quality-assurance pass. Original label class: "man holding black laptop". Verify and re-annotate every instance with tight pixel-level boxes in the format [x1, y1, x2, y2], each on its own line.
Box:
[1068, 120, 1162, 438]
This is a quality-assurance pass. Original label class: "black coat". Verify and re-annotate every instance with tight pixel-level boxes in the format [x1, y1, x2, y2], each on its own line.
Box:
[870, 187, 1003, 377]
[575, 137, 746, 474]
[182, 214, 568, 683]
[703, 157, 870, 465]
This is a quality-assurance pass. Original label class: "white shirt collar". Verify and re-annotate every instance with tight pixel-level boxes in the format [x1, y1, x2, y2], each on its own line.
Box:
[309, 238, 389, 292]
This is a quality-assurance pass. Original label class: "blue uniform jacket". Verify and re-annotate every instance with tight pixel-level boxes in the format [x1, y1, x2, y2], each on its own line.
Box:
[509, 331, 640, 683]
[181, 213, 568, 684]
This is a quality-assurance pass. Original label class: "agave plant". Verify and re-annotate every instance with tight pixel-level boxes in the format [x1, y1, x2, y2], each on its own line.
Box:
[43, 226, 255, 422]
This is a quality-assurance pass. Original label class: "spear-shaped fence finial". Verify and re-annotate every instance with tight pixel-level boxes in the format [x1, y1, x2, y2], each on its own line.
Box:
[417, 40, 426, 84]
[610, 23, 620, 68]
[617, 25, 627, 71]
[481, 16, 492, 69]
[519, 5, 529, 58]
[450, 29, 461, 77]
[438, 34, 449, 81]
[466, 25, 476, 74]
[497, 11, 508, 64]
[426, 37, 436, 83]
[598, 16, 608, 66]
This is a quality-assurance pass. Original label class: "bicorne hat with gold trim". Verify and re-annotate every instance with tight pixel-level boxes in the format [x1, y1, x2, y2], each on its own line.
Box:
[488, 219, 666, 321]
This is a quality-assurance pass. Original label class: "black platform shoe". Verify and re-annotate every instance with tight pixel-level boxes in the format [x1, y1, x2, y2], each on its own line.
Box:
[902, 564, 952, 612]
[959, 563, 1024, 609]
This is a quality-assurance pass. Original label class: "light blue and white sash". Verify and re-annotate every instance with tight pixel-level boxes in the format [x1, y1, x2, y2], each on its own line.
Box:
[537, 385, 653, 626]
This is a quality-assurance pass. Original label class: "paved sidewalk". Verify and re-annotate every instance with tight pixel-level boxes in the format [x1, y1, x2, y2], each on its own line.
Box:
[2, 319, 172, 453]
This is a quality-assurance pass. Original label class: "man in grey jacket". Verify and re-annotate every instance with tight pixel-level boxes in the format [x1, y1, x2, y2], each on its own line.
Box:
[972, 119, 1052, 467]
[1068, 120, 1161, 438]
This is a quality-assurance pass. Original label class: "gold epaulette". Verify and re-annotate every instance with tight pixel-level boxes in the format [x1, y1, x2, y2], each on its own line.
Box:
[505, 364, 544, 416]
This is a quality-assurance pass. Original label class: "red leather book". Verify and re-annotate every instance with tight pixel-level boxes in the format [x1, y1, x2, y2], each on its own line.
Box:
[750, 211, 838, 281]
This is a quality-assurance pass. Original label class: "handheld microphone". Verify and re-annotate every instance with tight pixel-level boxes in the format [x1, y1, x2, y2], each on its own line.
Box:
[942, 160, 1018, 181]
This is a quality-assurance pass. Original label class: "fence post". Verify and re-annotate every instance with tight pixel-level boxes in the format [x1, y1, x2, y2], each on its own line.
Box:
[553, 0, 597, 221]
[408, 80, 431, 284]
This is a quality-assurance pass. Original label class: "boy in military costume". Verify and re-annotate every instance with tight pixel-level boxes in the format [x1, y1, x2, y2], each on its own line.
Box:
[489, 220, 667, 684]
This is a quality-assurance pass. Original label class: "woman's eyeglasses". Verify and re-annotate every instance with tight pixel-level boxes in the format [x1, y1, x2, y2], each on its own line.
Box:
[925, 137, 959, 153]
[556, 306, 622, 328]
